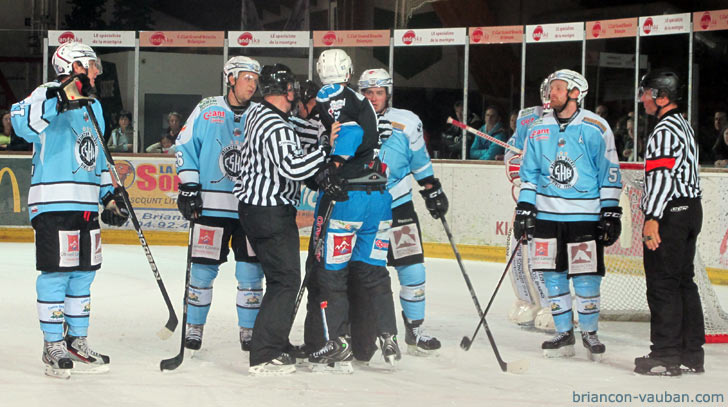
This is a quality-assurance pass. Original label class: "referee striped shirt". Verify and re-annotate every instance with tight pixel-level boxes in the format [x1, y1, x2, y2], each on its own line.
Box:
[641, 109, 702, 220]
[289, 113, 326, 154]
[234, 101, 326, 206]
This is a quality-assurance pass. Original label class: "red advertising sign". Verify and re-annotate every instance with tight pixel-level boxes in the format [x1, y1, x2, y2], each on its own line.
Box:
[469, 26, 523, 44]
[312, 30, 389, 47]
[693, 10, 728, 32]
[139, 31, 225, 47]
[586, 18, 638, 39]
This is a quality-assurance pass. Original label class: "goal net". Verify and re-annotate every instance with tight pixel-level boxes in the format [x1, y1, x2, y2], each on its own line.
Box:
[601, 163, 728, 343]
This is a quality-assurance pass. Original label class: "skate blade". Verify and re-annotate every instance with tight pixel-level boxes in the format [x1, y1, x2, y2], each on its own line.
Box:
[383, 354, 399, 367]
[71, 363, 110, 375]
[586, 350, 605, 362]
[542, 345, 575, 358]
[309, 361, 353, 374]
[406, 344, 439, 357]
[44, 365, 71, 379]
[633, 368, 682, 377]
[248, 365, 296, 376]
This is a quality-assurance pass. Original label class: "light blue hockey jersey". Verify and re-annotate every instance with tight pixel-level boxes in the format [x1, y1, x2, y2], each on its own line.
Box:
[175, 96, 256, 219]
[11, 83, 112, 220]
[504, 106, 544, 163]
[379, 107, 434, 208]
[517, 109, 622, 222]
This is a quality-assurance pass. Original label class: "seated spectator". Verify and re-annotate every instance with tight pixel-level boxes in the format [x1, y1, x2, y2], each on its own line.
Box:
[508, 110, 518, 135]
[0, 109, 31, 151]
[441, 100, 482, 159]
[713, 126, 728, 168]
[702, 110, 727, 163]
[108, 111, 133, 152]
[622, 118, 645, 161]
[146, 134, 176, 154]
[164, 111, 183, 142]
[470, 106, 507, 161]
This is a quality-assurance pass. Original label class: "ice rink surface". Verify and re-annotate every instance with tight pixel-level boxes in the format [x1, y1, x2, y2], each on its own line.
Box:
[1, 242, 727, 407]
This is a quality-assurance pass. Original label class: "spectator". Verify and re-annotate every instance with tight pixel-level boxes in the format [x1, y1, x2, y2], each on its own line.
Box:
[702, 111, 727, 163]
[0, 109, 31, 151]
[470, 106, 507, 161]
[108, 111, 133, 152]
[508, 110, 518, 135]
[713, 126, 728, 168]
[596, 104, 609, 120]
[163, 111, 183, 142]
[441, 100, 482, 159]
[145, 134, 176, 154]
[622, 118, 645, 161]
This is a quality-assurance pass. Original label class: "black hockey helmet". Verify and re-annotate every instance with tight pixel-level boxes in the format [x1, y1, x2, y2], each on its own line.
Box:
[259, 64, 298, 97]
[639, 69, 681, 102]
[299, 80, 319, 103]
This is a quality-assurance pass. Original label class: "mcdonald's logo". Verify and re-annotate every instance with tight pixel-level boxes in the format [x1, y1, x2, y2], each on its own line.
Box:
[0, 167, 21, 213]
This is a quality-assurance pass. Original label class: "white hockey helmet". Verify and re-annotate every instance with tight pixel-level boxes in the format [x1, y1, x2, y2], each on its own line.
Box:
[358, 68, 392, 95]
[540, 76, 551, 110]
[52, 42, 98, 77]
[316, 49, 353, 85]
[547, 69, 589, 104]
[223, 56, 261, 83]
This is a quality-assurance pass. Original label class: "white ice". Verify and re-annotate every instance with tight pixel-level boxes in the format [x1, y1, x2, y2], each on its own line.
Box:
[1, 242, 727, 407]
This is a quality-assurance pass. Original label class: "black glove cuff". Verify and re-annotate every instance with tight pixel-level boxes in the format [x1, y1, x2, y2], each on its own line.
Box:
[416, 176, 437, 187]
[600, 206, 623, 218]
[179, 183, 201, 193]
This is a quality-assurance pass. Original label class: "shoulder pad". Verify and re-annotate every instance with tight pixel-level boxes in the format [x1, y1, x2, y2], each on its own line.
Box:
[197, 96, 222, 111]
[581, 111, 608, 134]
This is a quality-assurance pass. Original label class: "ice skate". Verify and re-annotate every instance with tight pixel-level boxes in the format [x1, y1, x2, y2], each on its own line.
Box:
[248, 352, 296, 376]
[184, 324, 203, 351]
[239, 327, 252, 352]
[378, 333, 402, 366]
[581, 331, 605, 361]
[541, 329, 575, 358]
[65, 336, 110, 374]
[634, 354, 681, 376]
[403, 312, 440, 356]
[287, 344, 311, 366]
[42, 340, 73, 379]
[508, 300, 540, 327]
[308, 336, 354, 374]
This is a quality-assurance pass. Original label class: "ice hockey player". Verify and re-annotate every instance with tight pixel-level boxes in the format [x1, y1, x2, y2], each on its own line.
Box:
[175, 56, 265, 353]
[305, 49, 400, 371]
[504, 78, 553, 330]
[353, 68, 447, 357]
[513, 69, 622, 361]
[289, 79, 327, 155]
[11, 42, 127, 378]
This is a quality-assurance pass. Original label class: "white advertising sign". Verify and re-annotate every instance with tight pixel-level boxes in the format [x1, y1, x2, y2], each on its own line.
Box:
[525, 22, 584, 43]
[638, 13, 690, 36]
[228, 31, 309, 48]
[394, 28, 467, 46]
[49, 30, 135, 47]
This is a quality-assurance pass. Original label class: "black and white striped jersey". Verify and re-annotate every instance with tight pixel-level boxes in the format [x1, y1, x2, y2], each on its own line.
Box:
[288, 113, 326, 154]
[641, 109, 702, 220]
[233, 101, 326, 206]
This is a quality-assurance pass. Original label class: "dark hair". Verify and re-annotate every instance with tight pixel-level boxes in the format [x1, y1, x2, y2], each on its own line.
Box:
[118, 110, 132, 121]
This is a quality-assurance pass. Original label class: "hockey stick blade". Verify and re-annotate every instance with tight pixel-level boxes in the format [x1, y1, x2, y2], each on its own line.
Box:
[157, 313, 179, 340]
[160, 354, 184, 371]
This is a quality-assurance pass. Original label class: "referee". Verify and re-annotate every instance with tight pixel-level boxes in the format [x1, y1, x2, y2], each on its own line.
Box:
[634, 69, 704, 376]
[234, 64, 332, 376]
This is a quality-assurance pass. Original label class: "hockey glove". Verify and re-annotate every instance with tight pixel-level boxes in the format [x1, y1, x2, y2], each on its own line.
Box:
[101, 188, 130, 227]
[513, 202, 537, 240]
[177, 183, 203, 221]
[597, 206, 622, 247]
[419, 178, 448, 219]
[315, 162, 348, 202]
[49, 74, 96, 113]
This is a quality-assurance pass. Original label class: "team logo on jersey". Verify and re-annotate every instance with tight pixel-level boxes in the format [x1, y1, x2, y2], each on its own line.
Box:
[328, 99, 346, 121]
[548, 153, 578, 189]
[218, 144, 244, 181]
[74, 130, 97, 171]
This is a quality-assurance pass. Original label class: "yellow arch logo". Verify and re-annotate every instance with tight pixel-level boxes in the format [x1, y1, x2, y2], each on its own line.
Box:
[0, 167, 21, 213]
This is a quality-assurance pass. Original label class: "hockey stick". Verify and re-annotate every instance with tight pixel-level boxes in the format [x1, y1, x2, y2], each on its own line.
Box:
[460, 241, 523, 358]
[160, 222, 194, 371]
[440, 216, 528, 373]
[447, 117, 522, 154]
[291, 199, 336, 322]
[85, 104, 178, 339]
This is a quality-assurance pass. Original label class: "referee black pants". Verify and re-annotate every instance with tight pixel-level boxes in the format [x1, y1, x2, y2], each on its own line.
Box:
[239, 203, 301, 366]
[643, 198, 705, 366]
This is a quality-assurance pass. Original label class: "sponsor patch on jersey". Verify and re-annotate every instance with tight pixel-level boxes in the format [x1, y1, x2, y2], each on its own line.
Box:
[567, 240, 597, 275]
[549, 152, 579, 189]
[203, 110, 226, 123]
[582, 117, 606, 133]
[530, 128, 549, 141]
[520, 116, 536, 127]
[90, 229, 102, 266]
[531, 238, 556, 270]
[390, 223, 422, 259]
[327, 232, 356, 264]
[74, 129, 97, 172]
[192, 224, 224, 260]
[59, 230, 81, 268]
[218, 144, 244, 181]
[329, 219, 363, 232]
[327, 99, 346, 121]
